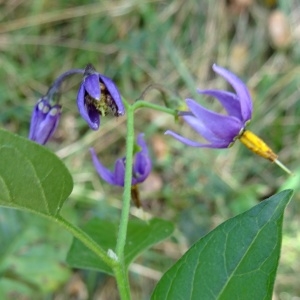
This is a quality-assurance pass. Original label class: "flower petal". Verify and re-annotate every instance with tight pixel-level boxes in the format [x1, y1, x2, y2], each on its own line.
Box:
[77, 83, 100, 130]
[186, 99, 243, 142]
[212, 64, 252, 122]
[100, 75, 125, 116]
[133, 153, 152, 185]
[29, 99, 48, 141]
[28, 98, 61, 145]
[136, 133, 148, 154]
[84, 74, 101, 100]
[90, 148, 116, 185]
[131, 133, 152, 184]
[113, 158, 126, 186]
[35, 105, 61, 144]
[165, 130, 228, 148]
[86, 102, 100, 129]
[197, 89, 242, 120]
[181, 115, 223, 144]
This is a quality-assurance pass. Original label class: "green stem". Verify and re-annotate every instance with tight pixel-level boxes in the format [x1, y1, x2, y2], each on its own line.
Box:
[112, 103, 134, 300]
[46, 69, 84, 103]
[133, 100, 177, 116]
[113, 98, 176, 299]
[113, 264, 131, 300]
[115, 104, 135, 258]
[54, 215, 115, 268]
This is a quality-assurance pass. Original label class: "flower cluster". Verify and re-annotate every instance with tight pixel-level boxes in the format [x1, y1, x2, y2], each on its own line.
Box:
[28, 62, 291, 204]
[29, 64, 124, 144]
[28, 64, 153, 204]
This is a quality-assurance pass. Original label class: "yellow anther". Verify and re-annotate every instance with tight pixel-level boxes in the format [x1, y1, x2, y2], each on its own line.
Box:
[239, 130, 292, 175]
[239, 130, 278, 161]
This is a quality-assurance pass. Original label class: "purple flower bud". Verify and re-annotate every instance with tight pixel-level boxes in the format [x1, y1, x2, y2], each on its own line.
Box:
[28, 98, 61, 145]
[165, 64, 253, 148]
[77, 65, 125, 130]
[90, 133, 152, 187]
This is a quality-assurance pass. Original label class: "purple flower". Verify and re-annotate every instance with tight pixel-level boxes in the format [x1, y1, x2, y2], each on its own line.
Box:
[165, 64, 253, 148]
[77, 64, 125, 130]
[28, 98, 61, 145]
[90, 133, 152, 187]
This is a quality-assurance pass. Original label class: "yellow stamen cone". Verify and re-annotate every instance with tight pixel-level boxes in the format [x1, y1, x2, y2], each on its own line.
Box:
[239, 130, 292, 175]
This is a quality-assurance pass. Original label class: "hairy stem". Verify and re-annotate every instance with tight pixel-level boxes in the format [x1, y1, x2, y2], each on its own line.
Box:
[112, 101, 135, 300]
[113, 264, 131, 300]
[113, 98, 176, 299]
[115, 104, 135, 257]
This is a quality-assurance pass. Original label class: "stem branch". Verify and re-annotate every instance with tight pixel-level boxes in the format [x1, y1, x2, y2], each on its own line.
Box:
[113, 97, 176, 299]
[54, 215, 115, 268]
[47, 69, 85, 102]
[133, 100, 177, 116]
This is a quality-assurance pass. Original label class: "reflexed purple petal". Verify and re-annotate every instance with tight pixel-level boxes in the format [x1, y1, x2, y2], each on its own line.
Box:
[84, 74, 100, 100]
[181, 115, 223, 144]
[100, 75, 125, 116]
[90, 148, 115, 185]
[136, 133, 148, 154]
[165, 130, 228, 148]
[166, 65, 253, 149]
[77, 83, 100, 130]
[132, 152, 152, 185]
[131, 133, 152, 184]
[197, 89, 242, 120]
[186, 99, 243, 141]
[90, 133, 151, 188]
[212, 64, 252, 122]
[113, 158, 126, 186]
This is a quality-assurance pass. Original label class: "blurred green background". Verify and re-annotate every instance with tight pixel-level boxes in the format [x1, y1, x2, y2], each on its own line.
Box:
[0, 0, 299, 299]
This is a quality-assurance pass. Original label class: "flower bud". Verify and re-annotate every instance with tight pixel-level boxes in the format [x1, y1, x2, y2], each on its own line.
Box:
[28, 98, 61, 145]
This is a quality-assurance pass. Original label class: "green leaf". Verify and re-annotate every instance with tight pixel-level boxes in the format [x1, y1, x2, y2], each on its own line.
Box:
[0, 209, 28, 262]
[151, 189, 293, 300]
[0, 129, 73, 216]
[0, 208, 71, 297]
[66, 217, 175, 275]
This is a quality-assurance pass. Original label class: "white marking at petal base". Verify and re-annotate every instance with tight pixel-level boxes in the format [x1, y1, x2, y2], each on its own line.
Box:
[42, 105, 50, 114]
[50, 107, 58, 116]
[38, 102, 44, 111]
